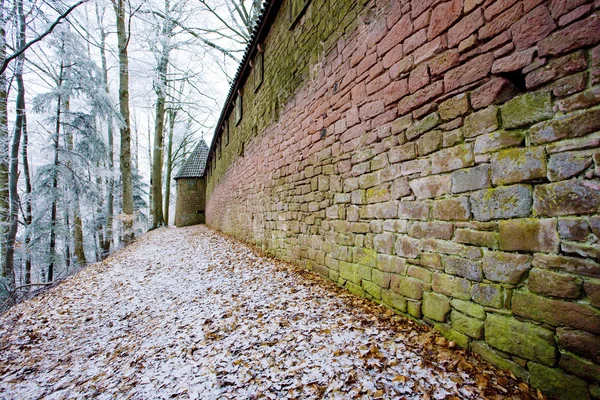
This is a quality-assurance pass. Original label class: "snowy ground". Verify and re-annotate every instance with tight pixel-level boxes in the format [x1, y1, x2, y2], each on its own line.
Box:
[0, 226, 537, 399]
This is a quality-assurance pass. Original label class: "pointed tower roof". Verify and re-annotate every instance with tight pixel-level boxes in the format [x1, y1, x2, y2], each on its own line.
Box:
[174, 140, 209, 180]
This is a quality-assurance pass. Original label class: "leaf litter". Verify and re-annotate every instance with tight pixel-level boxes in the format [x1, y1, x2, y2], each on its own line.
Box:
[0, 225, 540, 399]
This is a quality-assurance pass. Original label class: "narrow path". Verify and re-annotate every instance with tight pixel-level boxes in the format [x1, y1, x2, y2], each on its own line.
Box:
[0, 226, 536, 399]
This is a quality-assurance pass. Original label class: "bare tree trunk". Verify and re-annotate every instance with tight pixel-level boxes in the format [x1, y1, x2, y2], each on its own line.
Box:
[97, 4, 113, 257]
[147, 114, 153, 222]
[163, 109, 176, 224]
[0, 0, 10, 280]
[113, 0, 134, 243]
[48, 63, 64, 283]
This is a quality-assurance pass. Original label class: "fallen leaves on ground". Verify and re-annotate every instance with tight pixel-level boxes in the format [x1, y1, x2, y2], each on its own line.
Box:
[0, 226, 540, 399]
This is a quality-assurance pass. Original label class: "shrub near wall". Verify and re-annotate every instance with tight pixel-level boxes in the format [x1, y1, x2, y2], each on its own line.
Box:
[206, 0, 600, 397]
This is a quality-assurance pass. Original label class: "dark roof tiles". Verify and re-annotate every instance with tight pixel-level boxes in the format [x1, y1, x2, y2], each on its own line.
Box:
[174, 140, 209, 179]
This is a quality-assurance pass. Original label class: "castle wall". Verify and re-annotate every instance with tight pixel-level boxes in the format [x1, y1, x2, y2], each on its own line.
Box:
[175, 178, 206, 226]
[206, 0, 600, 396]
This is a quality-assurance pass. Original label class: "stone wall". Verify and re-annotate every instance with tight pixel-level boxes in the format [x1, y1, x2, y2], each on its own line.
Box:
[206, 0, 600, 397]
[175, 178, 206, 226]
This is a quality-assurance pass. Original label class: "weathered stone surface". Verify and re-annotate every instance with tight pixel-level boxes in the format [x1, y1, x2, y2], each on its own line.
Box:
[559, 352, 600, 383]
[558, 218, 590, 242]
[530, 108, 600, 145]
[433, 197, 470, 221]
[438, 94, 470, 121]
[548, 151, 594, 182]
[562, 241, 600, 260]
[434, 322, 470, 348]
[382, 289, 407, 312]
[423, 292, 451, 322]
[432, 273, 471, 300]
[373, 232, 395, 255]
[372, 269, 391, 289]
[463, 106, 498, 138]
[454, 228, 497, 248]
[409, 175, 452, 199]
[490, 147, 547, 186]
[584, 281, 600, 308]
[528, 268, 582, 299]
[528, 362, 590, 400]
[470, 77, 519, 109]
[451, 165, 491, 193]
[428, 0, 463, 40]
[395, 235, 421, 258]
[417, 130, 442, 156]
[513, 291, 600, 334]
[539, 13, 600, 57]
[451, 310, 483, 338]
[474, 130, 524, 155]
[501, 91, 553, 129]
[443, 256, 482, 282]
[398, 201, 429, 221]
[407, 265, 432, 283]
[492, 48, 536, 74]
[406, 112, 440, 140]
[511, 5, 556, 50]
[483, 251, 532, 285]
[430, 144, 474, 174]
[390, 275, 423, 301]
[557, 327, 600, 364]
[377, 254, 407, 274]
[445, 53, 493, 92]
[353, 247, 377, 267]
[471, 283, 504, 308]
[533, 180, 600, 216]
[499, 218, 559, 253]
[471, 341, 529, 380]
[339, 262, 360, 284]
[451, 298, 485, 319]
[408, 222, 453, 240]
[470, 185, 532, 221]
[532, 253, 600, 278]
[362, 280, 382, 299]
[485, 313, 557, 366]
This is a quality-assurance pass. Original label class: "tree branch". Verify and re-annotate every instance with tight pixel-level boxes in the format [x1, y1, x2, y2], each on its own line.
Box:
[0, 0, 88, 75]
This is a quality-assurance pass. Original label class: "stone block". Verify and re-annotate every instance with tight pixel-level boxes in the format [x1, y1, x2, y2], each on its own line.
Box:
[418, 253, 443, 270]
[471, 77, 520, 109]
[451, 299, 485, 319]
[366, 186, 391, 203]
[499, 218, 559, 253]
[401, 158, 430, 176]
[373, 232, 395, 255]
[444, 53, 493, 92]
[528, 268, 582, 299]
[398, 201, 430, 220]
[470, 184, 532, 221]
[473, 130, 524, 155]
[538, 12, 600, 57]
[405, 112, 441, 140]
[389, 142, 417, 163]
[443, 256, 482, 282]
[375, 201, 399, 219]
[438, 94, 470, 121]
[559, 352, 600, 383]
[339, 261, 359, 284]
[528, 362, 590, 400]
[451, 165, 491, 193]
[448, 8, 483, 47]
[557, 328, 600, 364]
[492, 48, 536, 74]
[451, 310, 483, 338]
[532, 253, 600, 278]
[391, 177, 412, 199]
[372, 269, 391, 289]
[423, 292, 451, 322]
[454, 229, 497, 248]
[409, 222, 454, 240]
[548, 151, 594, 182]
[395, 235, 421, 258]
[471, 341, 529, 381]
[484, 313, 557, 366]
[362, 280, 382, 299]
[501, 91, 553, 129]
[428, 0, 463, 39]
[434, 322, 470, 348]
[433, 197, 470, 221]
[409, 175, 452, 199]
[391, 275, 423, 300]
[511, 5, 556, 50]
[432, 273, 471, 300]
[472, 283, 504, 308]
[407, 300, 422, 318]
[377, 254, 407, 274]
[530, 108, 600, 145]
[513, 291, 600, 334]
[584, 280, 600, 308]
[533, 179, 600, 216]
[482, 251, 532, 285]
[352, 247, 377, 267]
[417, 130, 442, 156]
[490, 147, 547, 186]
[430, 144, 474, 174]
[558, 218, 590, 242]
[407, 265, 433, 283]
[382, 289, 407, 312]
[463, 106, 498, 138]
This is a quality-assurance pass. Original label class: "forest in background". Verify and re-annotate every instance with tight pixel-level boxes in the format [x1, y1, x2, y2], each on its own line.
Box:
[0, 0, 261, 307]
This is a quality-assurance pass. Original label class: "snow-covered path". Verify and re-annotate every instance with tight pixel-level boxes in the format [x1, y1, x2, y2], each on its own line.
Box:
[0, 226, 535, 399]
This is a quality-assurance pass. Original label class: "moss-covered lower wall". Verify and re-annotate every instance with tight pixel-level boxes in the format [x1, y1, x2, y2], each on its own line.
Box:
[175, 178, 206, 226]
[206, 0, 600, 397]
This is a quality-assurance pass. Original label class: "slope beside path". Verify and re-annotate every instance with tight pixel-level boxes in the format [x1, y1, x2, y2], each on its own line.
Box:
[0, 226, 537, 399]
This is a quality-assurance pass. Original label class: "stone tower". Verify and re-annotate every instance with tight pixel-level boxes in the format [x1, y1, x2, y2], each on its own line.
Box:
[174, 140, 209, 227]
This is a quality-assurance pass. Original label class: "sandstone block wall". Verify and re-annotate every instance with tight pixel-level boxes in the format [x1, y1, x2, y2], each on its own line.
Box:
[175, 178, 206, 226]
[206, 0, 600, 397]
